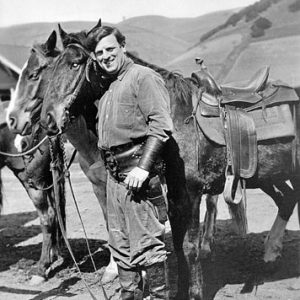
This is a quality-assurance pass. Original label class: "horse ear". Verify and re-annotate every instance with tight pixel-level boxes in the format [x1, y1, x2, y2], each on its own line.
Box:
[87, 18, 102, 35]
[58, 23, 69, 48]
[45, 30, 57, 51]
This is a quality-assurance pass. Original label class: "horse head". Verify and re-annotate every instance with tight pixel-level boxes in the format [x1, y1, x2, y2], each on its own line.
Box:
[6, 31, 60, 135]
[40, 20, 105, 135]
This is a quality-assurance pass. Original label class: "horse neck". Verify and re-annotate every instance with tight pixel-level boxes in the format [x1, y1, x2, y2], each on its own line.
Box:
[126, 52, 169, 77]
[65, 114, 101, 165]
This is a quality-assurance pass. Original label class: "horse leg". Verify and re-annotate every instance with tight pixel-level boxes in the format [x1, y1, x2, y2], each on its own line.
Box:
[167, 188, 191, 300]
[24, 187, 61, 284]
[262, 181, 298, 263]
[185, 193, 203, 300]
[200, 194, 218, 258]
[78, 156, 118, 283]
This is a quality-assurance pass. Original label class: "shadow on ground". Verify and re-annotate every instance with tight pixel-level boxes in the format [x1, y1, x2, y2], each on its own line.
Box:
[1, 212, 300, 300]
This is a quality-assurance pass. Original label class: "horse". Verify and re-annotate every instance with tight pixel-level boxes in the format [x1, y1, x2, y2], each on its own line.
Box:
[39, 22, 300, 299]
[0, 108, 65, 284]
[6, 28, 119, 284]
[36, 22, 259, 299]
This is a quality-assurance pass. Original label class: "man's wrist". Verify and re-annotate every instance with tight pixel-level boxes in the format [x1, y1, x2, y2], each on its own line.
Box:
[138, 136, 165, 172]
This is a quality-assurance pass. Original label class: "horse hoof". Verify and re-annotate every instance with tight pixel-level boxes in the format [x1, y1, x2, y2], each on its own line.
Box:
[101, 268, 118, 284]
[199, 247, 211, 259]
[199, 242, 211, 259]
[263, 260, 280, 274]
[29, 275, 46, 285]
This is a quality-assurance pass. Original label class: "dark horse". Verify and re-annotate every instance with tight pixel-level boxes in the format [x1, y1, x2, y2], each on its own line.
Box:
[1, 102, 65, 283]
[34, 23, 246, 299]
[6, 29, 118, 282]
[39, 22, 300, 300]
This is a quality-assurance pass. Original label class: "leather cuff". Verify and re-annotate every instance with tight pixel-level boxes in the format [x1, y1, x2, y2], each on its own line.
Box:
[138, 136, 165, 172]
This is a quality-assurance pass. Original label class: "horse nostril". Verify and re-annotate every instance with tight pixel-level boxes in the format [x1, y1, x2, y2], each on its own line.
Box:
[21, 140, 28, 151]
[8, 117, 16, 129]
[47, 113, 52, 125]
[46, 112, 59, 134]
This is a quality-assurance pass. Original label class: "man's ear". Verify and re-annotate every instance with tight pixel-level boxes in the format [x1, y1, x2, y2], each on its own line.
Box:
[122, 45, 127, 54]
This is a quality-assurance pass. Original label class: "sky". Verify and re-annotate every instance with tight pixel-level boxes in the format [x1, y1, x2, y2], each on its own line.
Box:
[0, 0, 258, 27]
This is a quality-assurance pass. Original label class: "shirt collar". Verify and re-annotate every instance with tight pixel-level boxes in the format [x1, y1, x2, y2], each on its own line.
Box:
[117, 56, 134, 81]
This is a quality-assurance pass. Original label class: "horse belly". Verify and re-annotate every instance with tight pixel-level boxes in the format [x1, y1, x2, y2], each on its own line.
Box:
[256, 140, 294, 181]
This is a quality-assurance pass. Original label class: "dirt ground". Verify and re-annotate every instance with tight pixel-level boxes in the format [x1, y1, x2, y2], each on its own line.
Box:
[0, 163, 300, 300]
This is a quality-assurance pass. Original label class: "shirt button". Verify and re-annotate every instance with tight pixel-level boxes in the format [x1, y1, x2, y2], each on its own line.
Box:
[106, 114, 108, 119]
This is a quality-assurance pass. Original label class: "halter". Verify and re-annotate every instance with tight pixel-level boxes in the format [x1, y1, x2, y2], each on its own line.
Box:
[57, 43, 95, 129]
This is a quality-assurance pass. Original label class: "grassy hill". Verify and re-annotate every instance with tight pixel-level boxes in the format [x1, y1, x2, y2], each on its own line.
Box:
[0, 10, 234, 67]
[166, 0, 300, 87]
[1, 0, 299, 87]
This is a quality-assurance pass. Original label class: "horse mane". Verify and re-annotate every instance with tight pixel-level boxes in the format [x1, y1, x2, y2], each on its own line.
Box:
[126, 51, 195, 106]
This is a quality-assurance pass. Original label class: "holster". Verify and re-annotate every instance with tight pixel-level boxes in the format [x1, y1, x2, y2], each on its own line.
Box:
[101, 141, 165, 182]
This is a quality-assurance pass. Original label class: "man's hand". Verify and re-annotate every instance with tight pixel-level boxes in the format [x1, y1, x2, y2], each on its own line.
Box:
[124, 167, 149, 192]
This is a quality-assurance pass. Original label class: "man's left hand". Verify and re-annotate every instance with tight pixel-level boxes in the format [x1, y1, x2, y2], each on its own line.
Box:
[124, 167, 149, 192]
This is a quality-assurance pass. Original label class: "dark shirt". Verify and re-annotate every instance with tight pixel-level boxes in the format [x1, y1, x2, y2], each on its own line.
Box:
[97, 57, 174, 149]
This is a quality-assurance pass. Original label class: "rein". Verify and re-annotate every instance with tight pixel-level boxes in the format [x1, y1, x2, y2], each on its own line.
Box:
[49, 134, 108, 300]
[0, 135, 48, 157]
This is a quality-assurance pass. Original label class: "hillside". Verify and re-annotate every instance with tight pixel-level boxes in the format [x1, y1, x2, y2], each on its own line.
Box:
[0, 10, 233, 67]
[1, 0, 299, 87]
[166, 0, 300, 87]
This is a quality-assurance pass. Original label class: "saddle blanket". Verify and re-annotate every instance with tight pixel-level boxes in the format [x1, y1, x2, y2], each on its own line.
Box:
[198, 103, 295, 145]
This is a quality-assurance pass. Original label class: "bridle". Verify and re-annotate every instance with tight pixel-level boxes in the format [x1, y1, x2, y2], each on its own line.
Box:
[52, 43, 96, 130]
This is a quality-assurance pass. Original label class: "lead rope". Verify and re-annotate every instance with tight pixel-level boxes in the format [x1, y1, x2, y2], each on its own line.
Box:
[49, 135, 108, 300]
[0, 135, 48, 157]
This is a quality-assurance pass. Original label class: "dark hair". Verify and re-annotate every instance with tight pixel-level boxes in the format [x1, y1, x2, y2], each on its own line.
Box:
[87, 26, 126, 51]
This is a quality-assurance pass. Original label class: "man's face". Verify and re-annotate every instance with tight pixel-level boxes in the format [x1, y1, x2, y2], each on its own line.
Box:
[94, 34, 125, 75]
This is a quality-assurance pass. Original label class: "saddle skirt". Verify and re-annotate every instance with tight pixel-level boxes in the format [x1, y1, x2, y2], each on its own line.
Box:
[197, 103, 296, 146]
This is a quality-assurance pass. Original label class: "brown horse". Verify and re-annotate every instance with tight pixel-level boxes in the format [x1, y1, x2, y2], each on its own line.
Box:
[6, 28, 118, 283]
[39, 22, 300, 300]
[0, 111, 65, 283]
[36, 23, 248, 299]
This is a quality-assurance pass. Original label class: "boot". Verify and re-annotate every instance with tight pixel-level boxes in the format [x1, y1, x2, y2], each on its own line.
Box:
[146, 261, 169, 300]
[118, 265, 144, 300]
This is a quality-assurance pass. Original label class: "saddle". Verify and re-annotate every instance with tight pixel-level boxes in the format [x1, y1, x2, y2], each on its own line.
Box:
[191, 60, 299, 204]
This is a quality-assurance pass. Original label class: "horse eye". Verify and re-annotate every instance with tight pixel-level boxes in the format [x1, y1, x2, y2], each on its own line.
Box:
[29, 71, 39, 80]
[71, 63, 80, 69]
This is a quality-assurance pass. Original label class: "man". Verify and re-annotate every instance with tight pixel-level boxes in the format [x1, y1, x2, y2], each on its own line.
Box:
[93, 26, 173, 300]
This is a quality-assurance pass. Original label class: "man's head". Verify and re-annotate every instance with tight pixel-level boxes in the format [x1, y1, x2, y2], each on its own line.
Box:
[93, 26, 126, 75]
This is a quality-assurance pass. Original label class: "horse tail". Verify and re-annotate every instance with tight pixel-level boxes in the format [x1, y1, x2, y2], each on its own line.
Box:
[0, 170, 3, 213]
[227, 196, 248, 236]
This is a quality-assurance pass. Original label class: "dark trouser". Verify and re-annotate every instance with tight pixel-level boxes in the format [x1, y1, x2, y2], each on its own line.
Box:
[106, 173, 168, 298]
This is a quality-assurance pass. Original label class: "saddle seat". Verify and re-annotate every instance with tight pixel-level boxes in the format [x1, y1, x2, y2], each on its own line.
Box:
[221, 66, 270, 98]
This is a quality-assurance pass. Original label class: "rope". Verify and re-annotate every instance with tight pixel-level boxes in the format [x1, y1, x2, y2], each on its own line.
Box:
[0, 135, 48, 157]
[49, 136, 108, 300]
[36, 149, 78, 191]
